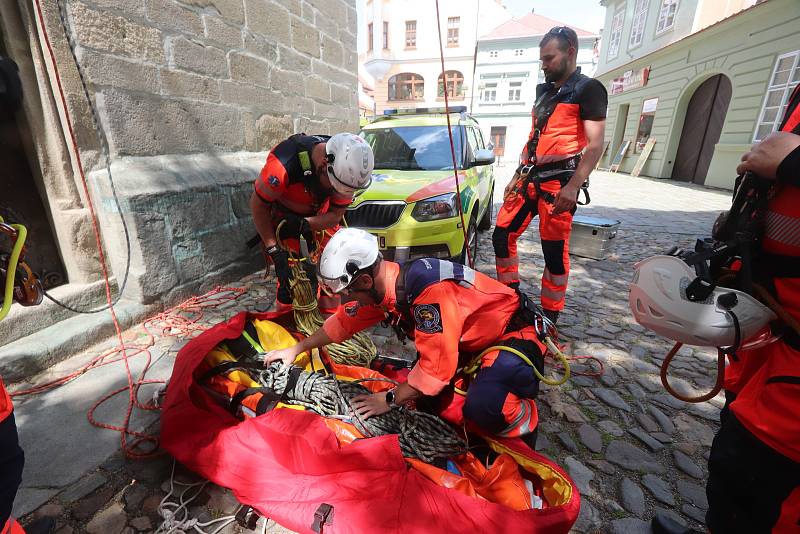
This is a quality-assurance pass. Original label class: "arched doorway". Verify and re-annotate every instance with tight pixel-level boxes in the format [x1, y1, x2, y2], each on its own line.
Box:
[671, 74, 732, 185]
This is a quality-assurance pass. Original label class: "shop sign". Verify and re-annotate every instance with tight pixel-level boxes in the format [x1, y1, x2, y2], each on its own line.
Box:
[609, 67, 650, 95]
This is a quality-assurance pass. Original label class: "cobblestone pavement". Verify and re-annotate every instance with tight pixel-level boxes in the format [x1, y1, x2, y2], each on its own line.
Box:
[15, 171, 734, 534]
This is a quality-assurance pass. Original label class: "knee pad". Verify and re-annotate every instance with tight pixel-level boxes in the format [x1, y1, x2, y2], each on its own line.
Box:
[492, 227, 511, 257]
[541, 240, 566, 275]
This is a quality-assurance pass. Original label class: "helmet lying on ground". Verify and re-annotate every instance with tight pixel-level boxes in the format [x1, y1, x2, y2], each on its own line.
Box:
[629, 255, 776, 348]
[326, 133, 374, 194]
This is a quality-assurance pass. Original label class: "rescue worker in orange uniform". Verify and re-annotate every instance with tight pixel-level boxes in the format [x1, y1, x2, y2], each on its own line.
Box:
[0, 380, 24, 534]
[250, 133, 374, 314]
[650, 85, 800, 534]
[264, 228, 550, 447]
[0, 56, 26, 534]
[493, 27, 607, 324]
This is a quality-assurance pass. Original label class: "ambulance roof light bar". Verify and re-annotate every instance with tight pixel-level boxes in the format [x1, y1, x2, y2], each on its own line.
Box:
[383, 106, 468, 115]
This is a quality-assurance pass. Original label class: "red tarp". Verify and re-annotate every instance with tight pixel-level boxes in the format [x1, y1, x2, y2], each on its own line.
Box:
[161, 311, 580, 534]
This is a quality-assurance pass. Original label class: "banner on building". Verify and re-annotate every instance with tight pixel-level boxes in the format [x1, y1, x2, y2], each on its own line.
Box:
[610, 67, 650, 95]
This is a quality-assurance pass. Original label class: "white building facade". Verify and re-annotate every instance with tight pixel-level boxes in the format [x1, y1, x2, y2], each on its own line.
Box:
[472, 14, 600, 171]
[359, 0, 511, 114]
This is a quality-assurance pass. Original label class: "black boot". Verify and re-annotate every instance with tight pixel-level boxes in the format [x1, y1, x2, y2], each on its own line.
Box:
[542, 309, 559, 325]
[651, 513, 703, 534]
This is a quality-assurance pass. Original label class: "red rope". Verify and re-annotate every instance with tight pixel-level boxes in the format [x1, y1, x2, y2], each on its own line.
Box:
[434, 0, 473, 268]
[28, 0, 246, 458]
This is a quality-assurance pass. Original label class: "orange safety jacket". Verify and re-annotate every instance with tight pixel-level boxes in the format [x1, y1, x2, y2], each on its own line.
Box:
[730, 84, 800, 462]
[254, 134, 353, 216]
[0, 378, 10, 424]
[323, 259, 522, 396]
[521, 67, 607, 165]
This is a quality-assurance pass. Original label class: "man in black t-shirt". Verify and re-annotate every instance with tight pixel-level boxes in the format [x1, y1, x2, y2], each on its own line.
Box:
[493, 26, 607, 324]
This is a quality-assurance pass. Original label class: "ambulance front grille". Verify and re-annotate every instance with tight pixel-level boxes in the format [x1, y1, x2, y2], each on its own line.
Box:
[345, 202, 405, 229]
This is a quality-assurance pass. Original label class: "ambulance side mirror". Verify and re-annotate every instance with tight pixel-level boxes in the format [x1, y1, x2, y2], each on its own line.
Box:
[473, 148, 496, 167]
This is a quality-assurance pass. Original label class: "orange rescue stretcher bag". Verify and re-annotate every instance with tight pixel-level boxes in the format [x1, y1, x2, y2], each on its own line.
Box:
[161, 311, 581, 533]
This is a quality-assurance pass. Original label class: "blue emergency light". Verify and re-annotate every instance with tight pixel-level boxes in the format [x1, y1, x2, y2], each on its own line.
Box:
[383, 106, 468, 115]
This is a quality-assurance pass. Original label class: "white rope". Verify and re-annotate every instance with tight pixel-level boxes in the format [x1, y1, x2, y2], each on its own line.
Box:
[155, 460, 238, 534]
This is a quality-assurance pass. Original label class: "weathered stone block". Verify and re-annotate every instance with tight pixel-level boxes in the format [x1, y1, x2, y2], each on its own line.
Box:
[129, 212, 179, 302]
[203, 15, 244, 49]
[254, 114, 294, 149]
[281, 0, 301, 15]
[160, 69, 221, 102]
[306, 0, 346, 27]
[69, 2, 165, 63]
[305, 75, 330, 101]
[243, 33, 279, 63]
[144, 0, 203, 35]
[181, 0, 245, 24]
[330, 83, 352, 106]
[83, 0, 146, 16]
[170, 37, 227, 77]
[246, 1, 290, 43]
[101, 89, 245, 156]
[220, 81, 284, 111]
[229, 184, 255, 219]
[173, 239, 205, 282]
[270, 68, 304, 95]
[283, 94, 316, 116]
[229, 52, 271, 87]
[277, 45, 312, 73]
[312, 7, 340, 41]
[314, 100, 353, 121]
[321, 35, 343, 68]
[166, 192, 231, 239]
[290, 16, 320, 58]
[312, 59, 355, 86]
[76, 49, 160, 93]
[294, 115, 329, 135]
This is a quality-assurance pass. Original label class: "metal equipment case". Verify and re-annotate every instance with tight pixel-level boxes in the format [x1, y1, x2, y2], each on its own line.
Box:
[569, 216, 620, 260]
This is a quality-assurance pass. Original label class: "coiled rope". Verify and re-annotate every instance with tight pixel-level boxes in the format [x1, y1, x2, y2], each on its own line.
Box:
[255, 362, 467, 463]
[275, 221, 377, 367]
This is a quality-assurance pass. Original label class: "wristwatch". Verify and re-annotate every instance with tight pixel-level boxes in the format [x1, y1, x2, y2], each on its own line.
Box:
[385, 389, 396, 407]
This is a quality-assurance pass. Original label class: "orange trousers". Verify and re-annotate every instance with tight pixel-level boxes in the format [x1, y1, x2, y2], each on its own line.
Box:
[492, 177, 573, 312]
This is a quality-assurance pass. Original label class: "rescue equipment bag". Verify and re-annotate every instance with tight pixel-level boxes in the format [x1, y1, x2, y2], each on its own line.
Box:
[161, 310, 581, 534]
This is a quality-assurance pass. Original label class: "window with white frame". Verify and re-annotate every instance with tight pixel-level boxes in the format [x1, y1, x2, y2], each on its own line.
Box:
[656, 0, 678, 34]
[447, 17, 460, 46]
[629, 0, 649, 49]
[482, 83, 497, 102]
[508, 81, 522, 101]
[514, 49, 524, 56]
[405, 20, 416, 48]
[608, 9, 624, 60]
[754, 51, 800, 142]
[489, 50, 498, 58]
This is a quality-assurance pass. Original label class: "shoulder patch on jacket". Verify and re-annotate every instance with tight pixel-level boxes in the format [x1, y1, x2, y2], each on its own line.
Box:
[413, 303, 443, 334]
[344, 302, 359, 317]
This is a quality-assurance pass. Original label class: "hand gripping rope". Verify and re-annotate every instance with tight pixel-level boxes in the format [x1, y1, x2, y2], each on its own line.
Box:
[274, 220, 378, 367]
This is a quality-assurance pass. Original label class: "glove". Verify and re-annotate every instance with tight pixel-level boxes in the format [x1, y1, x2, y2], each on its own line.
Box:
[267, 245, 292, 304]
[280, 214, 312, 240]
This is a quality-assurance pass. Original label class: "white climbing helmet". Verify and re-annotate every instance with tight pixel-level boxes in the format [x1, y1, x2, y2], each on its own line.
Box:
[629, 255, 776, 348]
[325, 133, 374, 194]
[317, 228, 380, 294]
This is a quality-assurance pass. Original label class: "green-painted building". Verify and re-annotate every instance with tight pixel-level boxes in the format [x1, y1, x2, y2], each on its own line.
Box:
[596, 0, 799, 189]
